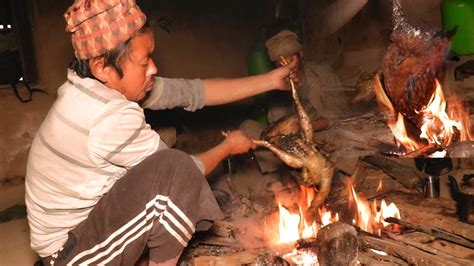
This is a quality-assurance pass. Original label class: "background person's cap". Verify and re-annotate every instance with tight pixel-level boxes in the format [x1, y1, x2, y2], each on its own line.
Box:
[265, 30, 303, 62]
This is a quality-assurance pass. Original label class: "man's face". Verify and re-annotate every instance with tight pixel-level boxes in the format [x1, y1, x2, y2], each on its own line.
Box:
[107, 32, 158, 102]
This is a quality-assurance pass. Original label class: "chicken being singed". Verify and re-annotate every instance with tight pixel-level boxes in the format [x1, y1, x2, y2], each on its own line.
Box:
[252, 59, 334, 209]
[381, 0, 454, 128]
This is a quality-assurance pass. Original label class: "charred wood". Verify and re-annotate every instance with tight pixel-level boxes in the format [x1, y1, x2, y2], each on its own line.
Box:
[316, 222, 358, 266]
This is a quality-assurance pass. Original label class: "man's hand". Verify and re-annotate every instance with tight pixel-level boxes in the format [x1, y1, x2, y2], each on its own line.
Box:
[222, 130, 257, 155]
[269, 55, 303, 90]
[196, 130, 256, 175]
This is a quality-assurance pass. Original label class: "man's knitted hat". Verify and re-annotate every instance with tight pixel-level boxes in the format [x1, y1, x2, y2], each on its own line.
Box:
[64, 0, 146, 60]
[265, 30, 303, 61]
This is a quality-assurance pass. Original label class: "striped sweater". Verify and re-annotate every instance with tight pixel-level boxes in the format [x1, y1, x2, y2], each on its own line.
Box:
[25, 70, 206, 257]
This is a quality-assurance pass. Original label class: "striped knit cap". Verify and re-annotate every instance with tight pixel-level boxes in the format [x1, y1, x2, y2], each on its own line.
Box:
[64, 0, 146, 59]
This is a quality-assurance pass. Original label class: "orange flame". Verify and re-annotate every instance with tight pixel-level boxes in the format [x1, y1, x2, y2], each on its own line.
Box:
[376, 179, 383, 192]
[373, 73, 395, 114]
[277, 202, 301, 244]
[273, 184, 400, 263]
[276, 186, 337, 244]
[419, 80, 466, 146]
[275, 184, 400, 246]
[388, 113, 422, 151]
[374, 76, 472, 154]
[349, 186, 400, 235]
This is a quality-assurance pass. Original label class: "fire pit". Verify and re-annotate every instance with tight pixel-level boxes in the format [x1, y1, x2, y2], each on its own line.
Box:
[178, 1, 473, 264]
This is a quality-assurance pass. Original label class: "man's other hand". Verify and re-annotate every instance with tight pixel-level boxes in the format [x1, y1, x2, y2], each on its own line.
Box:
[222, 130, 257, 155]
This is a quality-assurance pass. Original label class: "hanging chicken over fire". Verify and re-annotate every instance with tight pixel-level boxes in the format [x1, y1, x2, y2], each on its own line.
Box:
[373, 0, 472, 155]
[380, 0, 454, 127]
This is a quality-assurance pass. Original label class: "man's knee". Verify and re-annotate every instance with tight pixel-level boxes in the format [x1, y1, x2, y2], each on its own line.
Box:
[146, 149, 201, 180]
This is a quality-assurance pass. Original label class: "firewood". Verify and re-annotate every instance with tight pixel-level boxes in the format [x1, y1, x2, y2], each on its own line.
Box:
[401, 143, 441, 158]
[192, 221, 241, 248]
[383, 191, 474, 242]
[358, 250, 406, 265]
[384, 231, 473, 265]
[191, 248, 273, 266]
[384, 217, 474, 249]
[192, 250, 260, 266]
[362, 156, 422, 188]
[208, 220, 236, 238]
[358, 234, 470, 265]
[194, 235, 242, 248]
[316, 222, 359, 266]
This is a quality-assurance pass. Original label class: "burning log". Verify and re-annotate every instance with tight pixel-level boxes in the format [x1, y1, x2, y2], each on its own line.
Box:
[315, 222, 358, 266]
[400, 143, 441, 158]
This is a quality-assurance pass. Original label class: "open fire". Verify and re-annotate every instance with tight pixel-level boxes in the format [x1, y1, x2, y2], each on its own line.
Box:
[276, 186, 339, 244]
[268, 182, 400, 263]
[374, 75, 472, 157]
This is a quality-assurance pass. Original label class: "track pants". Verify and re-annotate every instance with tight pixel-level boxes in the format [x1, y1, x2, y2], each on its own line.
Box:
[41, 149, 224, 265]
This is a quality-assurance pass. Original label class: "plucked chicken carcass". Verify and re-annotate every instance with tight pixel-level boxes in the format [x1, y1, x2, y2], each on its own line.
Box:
[252, 58, 334, 209]
[380, 0, 454, 128]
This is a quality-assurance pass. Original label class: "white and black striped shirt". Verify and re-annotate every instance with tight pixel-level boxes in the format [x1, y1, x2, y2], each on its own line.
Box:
[25, 70, 206, 257]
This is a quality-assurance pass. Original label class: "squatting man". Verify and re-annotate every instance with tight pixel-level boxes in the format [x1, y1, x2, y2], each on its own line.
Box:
[25, 0, 300, 265]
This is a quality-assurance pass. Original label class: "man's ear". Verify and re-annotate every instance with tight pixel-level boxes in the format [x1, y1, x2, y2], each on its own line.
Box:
[298, 50, 304, 60]
[89, 57, 111, 83]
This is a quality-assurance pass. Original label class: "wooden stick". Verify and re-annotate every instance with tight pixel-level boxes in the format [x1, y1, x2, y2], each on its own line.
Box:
[384, 217, 474, 249]
[359, 250, 406, 265]
[208, 220, 236, 238]
[401, 143, 441, 158]
[358, 234, 463, 265]
[384, 231, 473, 263]
[192, 249, 263, 265]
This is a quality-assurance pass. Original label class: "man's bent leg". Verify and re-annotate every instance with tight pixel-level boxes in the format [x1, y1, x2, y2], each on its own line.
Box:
[47, 149, 223, 265]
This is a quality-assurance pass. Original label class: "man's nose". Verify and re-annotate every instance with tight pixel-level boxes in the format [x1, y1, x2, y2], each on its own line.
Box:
[146, 59, 158, 76]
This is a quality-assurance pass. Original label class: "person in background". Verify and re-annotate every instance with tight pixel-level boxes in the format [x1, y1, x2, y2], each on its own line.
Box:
[25, 0, 299, 265]
[264, 0, 369, 128]
[265, 30, 331, 130]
